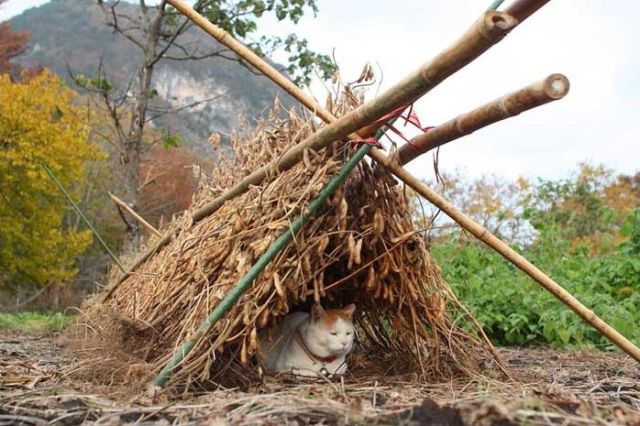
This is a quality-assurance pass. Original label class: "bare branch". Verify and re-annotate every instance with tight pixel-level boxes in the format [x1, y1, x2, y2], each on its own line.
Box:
[162, 48, 233, 61]
[101, 1, 146, 51]
[145, 92, 228, 122]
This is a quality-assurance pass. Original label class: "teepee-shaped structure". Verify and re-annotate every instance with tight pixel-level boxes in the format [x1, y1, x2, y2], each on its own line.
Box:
[81, 0, 639, 391]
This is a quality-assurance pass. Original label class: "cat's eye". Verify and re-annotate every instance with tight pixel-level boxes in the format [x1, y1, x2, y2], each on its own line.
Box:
[330, 332, 338, 336]
[346, 332, 352, 335]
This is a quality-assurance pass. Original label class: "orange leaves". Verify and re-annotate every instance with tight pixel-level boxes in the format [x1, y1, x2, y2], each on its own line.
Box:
[138, 146, 203, 226]
[0, 17, 29, 78]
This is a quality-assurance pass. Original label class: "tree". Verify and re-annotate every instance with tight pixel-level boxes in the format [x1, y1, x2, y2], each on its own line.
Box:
[523, 164, 640, 254]
[79, 0, 336, 246]
[0, 0, 30, 79]
[138, 145, 209, 226]
[410, 171, 531, 244]
[0, 70, 102, 289]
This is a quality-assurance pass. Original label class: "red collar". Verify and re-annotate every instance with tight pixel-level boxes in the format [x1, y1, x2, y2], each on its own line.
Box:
[294, 330, 337, 364]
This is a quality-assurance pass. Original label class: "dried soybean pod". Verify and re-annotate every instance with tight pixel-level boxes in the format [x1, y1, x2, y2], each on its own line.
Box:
[339, 197, 348, 229]
[258, 309, 270, 328]
[303, 148, 312, 169]
[380, 257, 391, 279]
[354, 238, 363, 265]
[347, 233, 356, 270]
[366, 266, 375, 289]
[240, 339, 248, 365]
[243, 303, 251, 325]
[373, 210, 384, 234]
[317, 234, 330, 253]
[249, 327, 258, 353]
[273, 272, 285, 297]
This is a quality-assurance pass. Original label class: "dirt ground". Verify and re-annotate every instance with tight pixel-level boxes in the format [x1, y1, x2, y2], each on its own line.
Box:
[1, 332, 639, 425]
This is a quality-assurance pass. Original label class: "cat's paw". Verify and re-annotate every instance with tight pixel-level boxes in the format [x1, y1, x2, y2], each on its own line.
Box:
[290, 367, 320, 377]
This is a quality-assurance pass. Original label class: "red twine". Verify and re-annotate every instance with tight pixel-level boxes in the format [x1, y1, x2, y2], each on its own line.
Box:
[351, 104, 433, 153]
[350, 136, 383, 149]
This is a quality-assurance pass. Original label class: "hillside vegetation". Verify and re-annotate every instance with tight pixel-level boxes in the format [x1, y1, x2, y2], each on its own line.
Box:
[10, 0, 295, 150]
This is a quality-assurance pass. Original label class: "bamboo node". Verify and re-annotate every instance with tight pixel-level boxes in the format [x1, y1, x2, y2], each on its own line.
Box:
[479, 12, 518, 41]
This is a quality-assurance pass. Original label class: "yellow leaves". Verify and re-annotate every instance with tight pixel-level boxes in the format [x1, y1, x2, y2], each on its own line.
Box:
[0, 69, 101, 288]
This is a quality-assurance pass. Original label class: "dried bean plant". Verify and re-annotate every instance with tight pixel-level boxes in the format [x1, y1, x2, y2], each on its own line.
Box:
[72, 95, 507, 392]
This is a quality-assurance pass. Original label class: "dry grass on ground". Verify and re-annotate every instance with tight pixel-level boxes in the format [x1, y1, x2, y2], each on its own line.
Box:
[1, 332, 639, 425]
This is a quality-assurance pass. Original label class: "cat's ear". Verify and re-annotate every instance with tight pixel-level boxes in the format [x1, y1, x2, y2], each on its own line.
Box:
[343, 303, 356, 318]
[311, 304, 326, 322]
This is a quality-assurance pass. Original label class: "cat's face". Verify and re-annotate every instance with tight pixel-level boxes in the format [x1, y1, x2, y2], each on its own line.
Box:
[309, 304, 356, 355]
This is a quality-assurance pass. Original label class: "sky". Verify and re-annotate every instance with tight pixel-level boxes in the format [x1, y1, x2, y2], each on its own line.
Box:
[2, 0, 639, 182]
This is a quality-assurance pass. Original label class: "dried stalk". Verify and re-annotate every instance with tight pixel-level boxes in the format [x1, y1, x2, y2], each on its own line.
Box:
[154, 144, 372, 387]
[395, 73, 570, 164]
[87, 106, 499, 388]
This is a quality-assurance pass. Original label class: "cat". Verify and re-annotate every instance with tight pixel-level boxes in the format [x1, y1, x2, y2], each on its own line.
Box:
[260, 303, 356, 377]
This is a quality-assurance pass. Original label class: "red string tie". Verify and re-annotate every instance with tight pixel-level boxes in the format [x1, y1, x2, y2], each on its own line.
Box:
[350, 137, 383, 149]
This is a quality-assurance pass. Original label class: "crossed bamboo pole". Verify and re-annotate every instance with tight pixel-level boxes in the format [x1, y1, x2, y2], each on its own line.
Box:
[110, 0, 640, 363]
[102, 6, 519, 301]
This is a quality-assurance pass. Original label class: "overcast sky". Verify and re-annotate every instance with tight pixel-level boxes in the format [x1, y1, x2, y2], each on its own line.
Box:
[2, 1, 639, 182]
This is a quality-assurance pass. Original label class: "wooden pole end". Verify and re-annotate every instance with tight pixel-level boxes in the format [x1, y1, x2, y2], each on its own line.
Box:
[543, 73, 570, 99]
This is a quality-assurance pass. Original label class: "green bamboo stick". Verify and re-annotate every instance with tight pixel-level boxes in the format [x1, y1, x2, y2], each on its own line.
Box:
[153, 143, 372, 387]
[43, 164, 127, 273]
[487, 0, 507, 11]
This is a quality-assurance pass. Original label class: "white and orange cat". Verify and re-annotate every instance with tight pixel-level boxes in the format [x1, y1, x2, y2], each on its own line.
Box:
[260, 304, 356, 377]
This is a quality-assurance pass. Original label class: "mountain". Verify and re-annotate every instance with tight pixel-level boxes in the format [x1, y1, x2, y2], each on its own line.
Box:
[9, 0, 295, 155]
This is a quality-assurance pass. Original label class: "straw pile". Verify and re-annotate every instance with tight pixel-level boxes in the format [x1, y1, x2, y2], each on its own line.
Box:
[78, 96, 505, 390]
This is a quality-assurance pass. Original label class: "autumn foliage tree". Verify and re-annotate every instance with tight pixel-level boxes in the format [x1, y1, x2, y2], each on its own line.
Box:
[0, 70, 101, 290]
[0, 0, 42, 81]
[138, 146, 206, 227]
[0, 0, 28, 77]
[523, 164, 640, 254]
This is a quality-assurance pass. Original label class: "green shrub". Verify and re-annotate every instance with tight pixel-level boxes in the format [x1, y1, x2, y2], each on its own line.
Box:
[432, 209, 640, 349]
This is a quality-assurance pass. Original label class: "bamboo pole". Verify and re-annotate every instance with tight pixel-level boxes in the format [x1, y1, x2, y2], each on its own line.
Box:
[108, 192, 162, 238]
[395, 73, 570, 165]
[154, 143, 373, 387]
[43, 165, 127, 273]
[102, 4, 519, 302]
[506, 0, 551, 22]
[101, 234, 171, 302]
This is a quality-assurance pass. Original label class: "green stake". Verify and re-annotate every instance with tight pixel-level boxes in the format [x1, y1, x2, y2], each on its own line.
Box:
[154, 142, 373, 387]
[43, 164, 127, 273]
[487, 0, 506, 11]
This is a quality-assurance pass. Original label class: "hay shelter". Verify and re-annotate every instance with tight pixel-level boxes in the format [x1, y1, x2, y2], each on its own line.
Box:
[76, 97, 505, 390]
[71, 0, 640, 394]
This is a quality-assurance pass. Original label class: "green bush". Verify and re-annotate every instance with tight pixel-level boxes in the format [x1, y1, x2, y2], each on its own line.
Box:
[432, 209, 640, 349]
